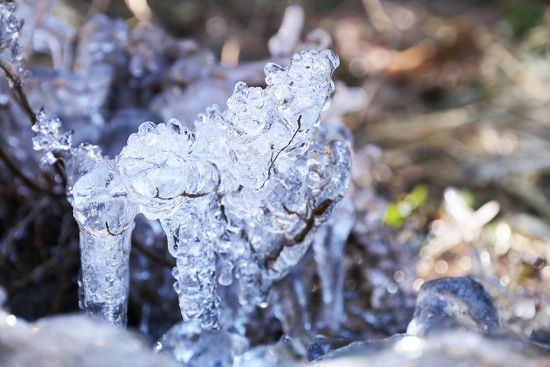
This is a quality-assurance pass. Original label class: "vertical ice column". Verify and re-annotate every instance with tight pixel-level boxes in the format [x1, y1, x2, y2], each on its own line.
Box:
[313, 195, 355, 332]
[72, 160, 137, 326]
[79, 225, 133, 325]
[161, 205, 220, 330]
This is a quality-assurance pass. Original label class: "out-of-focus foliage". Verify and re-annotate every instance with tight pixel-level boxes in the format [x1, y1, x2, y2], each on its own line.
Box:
[384, 185, 428, 228]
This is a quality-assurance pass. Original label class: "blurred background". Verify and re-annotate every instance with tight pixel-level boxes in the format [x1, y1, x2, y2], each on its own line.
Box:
[2, 0, 550, 344]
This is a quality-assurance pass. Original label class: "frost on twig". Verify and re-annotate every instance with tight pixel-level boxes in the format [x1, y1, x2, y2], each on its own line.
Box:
[30, 105, 136, 327]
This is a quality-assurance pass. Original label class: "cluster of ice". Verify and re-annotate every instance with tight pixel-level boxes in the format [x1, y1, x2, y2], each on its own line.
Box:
[117, 49, 349, 329]
[30, 47, 351, 330]
[154, 320, 248, 366]
[0, 1, 26, 80]
[31, 109, 72, 164]
[30, 111, 135, 325]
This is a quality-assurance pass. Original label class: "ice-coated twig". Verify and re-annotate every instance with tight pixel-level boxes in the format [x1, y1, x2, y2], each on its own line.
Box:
[117, 118, 221, 328]
[0, 1, 34, 122]
[31, 110, 137, 326]
[161, 210, 220, 330]
[0, 2, 131, 327]
[78, 226, 133, 325]
[3, 0, 355, 334]
[30, 103, 136, 327]
[114, 49, 350, 330]
[73, 160, 137, 326]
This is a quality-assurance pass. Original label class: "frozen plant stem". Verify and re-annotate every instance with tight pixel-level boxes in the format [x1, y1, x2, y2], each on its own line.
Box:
[79, 226, 133, 326]
[72, 160, 137, 327]
[4, 0, 355, 332]
[0, 0, 135, 327]
[115, 49, 349, 331]
[29, 47, 349, 331]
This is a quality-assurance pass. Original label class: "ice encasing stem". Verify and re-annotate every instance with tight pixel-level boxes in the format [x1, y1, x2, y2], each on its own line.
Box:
[78, 224, 133, 326]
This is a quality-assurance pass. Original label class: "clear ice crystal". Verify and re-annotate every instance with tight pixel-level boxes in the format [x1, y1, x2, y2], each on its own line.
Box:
[31, 108, 72, 164]
[73, 159, 137, 326]
[0, 1, 26, 80]
[109, 49, 350, 330]
[117, 49, 349, 330]
[117, 119, 217, 220]
[156, 320, 248, 366]
[31, 47, 351, 332]
[72, 159, 137, 238]
[313, 194, 355, 332]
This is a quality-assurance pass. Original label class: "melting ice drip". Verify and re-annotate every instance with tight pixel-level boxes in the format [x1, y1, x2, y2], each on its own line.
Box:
[31, 49, 352, 329]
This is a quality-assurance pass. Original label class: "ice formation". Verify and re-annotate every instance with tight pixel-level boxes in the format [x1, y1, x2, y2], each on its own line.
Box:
[72, 159, 137, 325]
[29, 45, 352, 330]
[155, 320, 248, 366]
[268, 5, 304, 56]
[32, 109, 136, 326]
[312, 195, 355, 332]
[116, 48, 350, 329]
[0, 2, 26, 81]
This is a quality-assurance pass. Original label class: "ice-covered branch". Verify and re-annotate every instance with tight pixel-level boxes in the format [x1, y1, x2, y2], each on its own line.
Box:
[113, 49, 351, 330]
[72, 160, 137, 325]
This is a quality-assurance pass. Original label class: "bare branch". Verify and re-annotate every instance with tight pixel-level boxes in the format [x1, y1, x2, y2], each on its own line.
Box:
[0, 143, 62, 197]
[0, 62, 36, 125]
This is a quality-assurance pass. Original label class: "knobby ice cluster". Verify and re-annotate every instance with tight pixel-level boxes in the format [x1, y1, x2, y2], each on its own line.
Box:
[0, 2, 26, 81]
[31, 47, 352, 330]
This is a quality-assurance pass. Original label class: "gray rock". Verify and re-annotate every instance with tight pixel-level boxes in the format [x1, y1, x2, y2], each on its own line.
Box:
[406, 276, 500, 336]
[312, 330, 550, 367]
[307, 335, 353, 361]
[0, 312, 179, 367]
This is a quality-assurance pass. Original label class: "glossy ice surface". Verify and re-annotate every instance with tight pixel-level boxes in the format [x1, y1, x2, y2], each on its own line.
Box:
[32, 47, 352, 330]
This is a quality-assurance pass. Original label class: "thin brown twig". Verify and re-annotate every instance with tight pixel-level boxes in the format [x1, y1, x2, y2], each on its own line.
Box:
[0, 62, 36, 125]
[154, 187, 210, 200]
[154, 171, 221, 200]
[105, 222, 124, 236]
[0, 144, 62, 197]
[260, 115, 302, 189]
[264, 199, 335, 270]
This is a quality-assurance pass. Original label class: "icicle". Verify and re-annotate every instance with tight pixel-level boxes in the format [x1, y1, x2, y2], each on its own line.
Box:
[72, 160, 137, 326]
[313, 195, 355, 332]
